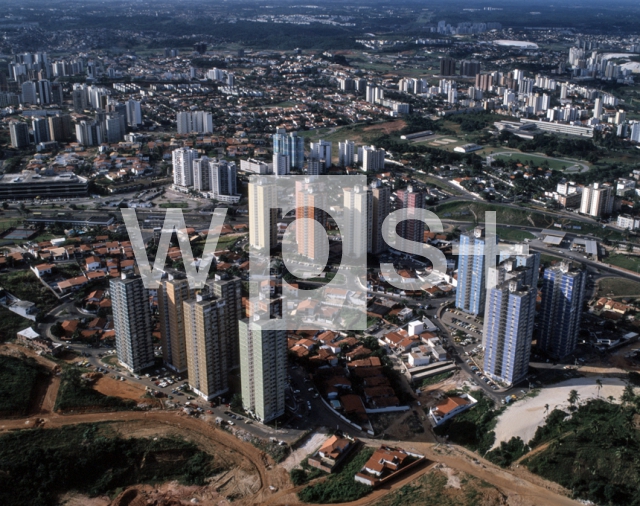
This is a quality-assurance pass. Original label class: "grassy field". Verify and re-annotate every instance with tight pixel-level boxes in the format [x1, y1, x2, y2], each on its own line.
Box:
[496, 227, 536, 242]
[158, 202, 189, 209]
[433, 201, 628, 242]
[596, 276, 640, 298]
[605, 254, 640, 273]
[487, 152, 587, 171]
[412, 174, 464, 195]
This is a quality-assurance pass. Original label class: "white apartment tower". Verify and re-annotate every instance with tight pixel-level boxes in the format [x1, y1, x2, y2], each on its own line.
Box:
[343, 185, 372, 256]
[172, 147, 197, 187]
[580, 183, 614, 218]
[338, 140, 355, 167]
[110, 274, 155, 373]
[239, 315, 287, 422]
[310, 140, 332, 170]
[248, 177, 278, 251]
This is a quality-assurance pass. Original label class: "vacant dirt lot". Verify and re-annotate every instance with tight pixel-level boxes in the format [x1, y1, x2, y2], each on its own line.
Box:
[92, 375, 148, 401]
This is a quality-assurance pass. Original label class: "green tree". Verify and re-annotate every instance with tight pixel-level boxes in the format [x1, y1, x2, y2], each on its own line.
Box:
[568, 389, 579, 408]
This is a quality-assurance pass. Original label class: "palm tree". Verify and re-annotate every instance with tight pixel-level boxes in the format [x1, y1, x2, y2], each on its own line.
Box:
[595, 379, 603, 398]
[568, 389, 579, 407]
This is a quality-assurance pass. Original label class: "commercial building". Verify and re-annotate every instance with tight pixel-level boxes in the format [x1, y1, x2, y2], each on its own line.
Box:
[110, 274, 155, 373]
[239, 315, 287, 422]
[0, 171, 88, 200]
[240, 158, 272, 175]
[538, 261, 586, 359]
[455, 227, 499, 316]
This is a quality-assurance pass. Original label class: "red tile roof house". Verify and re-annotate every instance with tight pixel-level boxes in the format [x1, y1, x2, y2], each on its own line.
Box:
[354, 446, 426, 487]
[428, 393, 478, 426]
[307, 434, 358, 473]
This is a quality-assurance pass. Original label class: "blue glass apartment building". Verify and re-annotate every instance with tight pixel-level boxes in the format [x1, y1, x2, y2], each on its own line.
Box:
[455, 227, 498, 316]
[273, 128, 304, 170]
[483, 279, 537, 385]
[538, 261, 586, 359]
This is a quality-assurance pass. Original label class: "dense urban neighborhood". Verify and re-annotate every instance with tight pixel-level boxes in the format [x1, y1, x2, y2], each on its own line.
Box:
[2, 1, 640, 505]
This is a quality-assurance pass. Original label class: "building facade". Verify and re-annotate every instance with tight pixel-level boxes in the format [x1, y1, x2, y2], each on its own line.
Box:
[110, 274, 155, 373]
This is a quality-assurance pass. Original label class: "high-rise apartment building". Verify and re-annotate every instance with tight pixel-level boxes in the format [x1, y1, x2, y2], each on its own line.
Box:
[183, 289, 230, 401]
[172, 147, 197, 187]
[371, 181, 390, 255]
[193, 156, 211, 192]
[440, 57, 457, 76]
[455, 227, 499, 316]
[343, 185, 372, 256]
[126, 99, 142, 127]
[176, 111, 213, 134]
[10, 121, 30, 148]
[273, 128, 304, 170]
[208, 276, 243, 370]
[21, 81, 37, 104]
[361, 145, 385, 172]
[295, 178, 327, 260]
[248, 177, 278, 251]
[272, 153, 289, 175]
[310, 140, 332, 170]
[32, 117, 49, 144]
[338, 140, 355, 167]
[538, 261, 586, 359]
[483, 276, 537, 385]
[395, 186, 425, 255]
[110, 274, 155, 373]
[579, 183, 614, 218]
[210, 160, 238, 201]
[460, 60, 481, 76]
[158, 276, 194, 373]
[239, 315, 287, 422]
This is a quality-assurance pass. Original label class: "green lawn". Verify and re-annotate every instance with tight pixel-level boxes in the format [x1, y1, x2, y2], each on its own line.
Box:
[496, 227, 535, 242]
[605, 254, 640, 273]
[158, 202, 189, 209]
[596, 276, 640, 298]
[489, 152, 584, 171]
